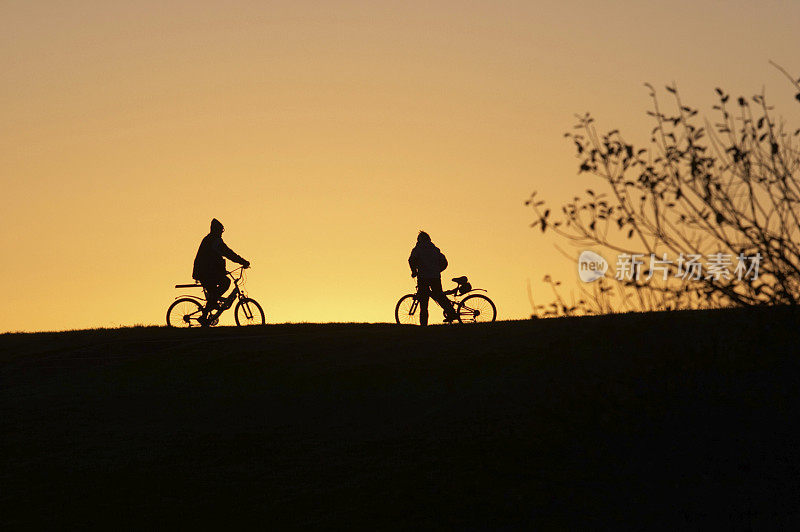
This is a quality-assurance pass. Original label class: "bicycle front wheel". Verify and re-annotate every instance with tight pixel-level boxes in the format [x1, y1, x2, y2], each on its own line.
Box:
[167, 298, 204, 328]
[395, 294, 420, 325]
[235, 297, 265, 326]
[457, 294, 496, 323]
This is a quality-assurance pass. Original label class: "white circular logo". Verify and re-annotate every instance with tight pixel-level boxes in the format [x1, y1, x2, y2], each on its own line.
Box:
[578, 250, 608, 283]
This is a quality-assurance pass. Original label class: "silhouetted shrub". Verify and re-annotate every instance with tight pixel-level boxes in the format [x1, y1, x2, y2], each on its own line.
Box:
[528, 64, 800, 316]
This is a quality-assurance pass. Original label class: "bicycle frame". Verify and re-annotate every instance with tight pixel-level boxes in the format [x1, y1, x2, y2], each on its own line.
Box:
[173, 267, 249, 310]
[406, 281, 487, 316]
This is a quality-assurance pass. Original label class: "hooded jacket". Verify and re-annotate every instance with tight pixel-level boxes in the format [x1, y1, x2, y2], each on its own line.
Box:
[192, 220, 247, 280]
[409, 241, 446, 279]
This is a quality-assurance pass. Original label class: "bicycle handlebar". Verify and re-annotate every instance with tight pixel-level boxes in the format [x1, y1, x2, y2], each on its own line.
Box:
[227, 265, 251, 282]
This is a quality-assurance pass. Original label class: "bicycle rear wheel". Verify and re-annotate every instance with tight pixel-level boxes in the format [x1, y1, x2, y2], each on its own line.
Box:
[395, 294, 420, 325]
[166, 298, 204, 328]
[457, 294, 496, 323]
[235, 297, 265, 326]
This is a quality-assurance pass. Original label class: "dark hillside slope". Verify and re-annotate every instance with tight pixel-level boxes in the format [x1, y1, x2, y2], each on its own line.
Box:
[2, 308, 799, 528]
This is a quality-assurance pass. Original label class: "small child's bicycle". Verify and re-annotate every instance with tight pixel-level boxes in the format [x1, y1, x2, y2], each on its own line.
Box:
[166, 266, 265, 327]
[395, 276, 496, 325]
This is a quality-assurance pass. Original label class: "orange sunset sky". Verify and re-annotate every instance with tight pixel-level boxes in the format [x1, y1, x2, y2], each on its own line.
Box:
[3, 1, 799, 331]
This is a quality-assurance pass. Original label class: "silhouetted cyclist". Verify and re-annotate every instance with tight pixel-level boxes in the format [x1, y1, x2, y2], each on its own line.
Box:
[193, 218, 250, 323]
[408, 231, 457, 326]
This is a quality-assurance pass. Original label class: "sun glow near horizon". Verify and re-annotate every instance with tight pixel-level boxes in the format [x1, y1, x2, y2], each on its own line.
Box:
[2, 0, 799, 331]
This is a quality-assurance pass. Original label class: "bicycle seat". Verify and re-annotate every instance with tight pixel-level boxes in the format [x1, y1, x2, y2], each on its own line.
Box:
[451, 276, 468, 284]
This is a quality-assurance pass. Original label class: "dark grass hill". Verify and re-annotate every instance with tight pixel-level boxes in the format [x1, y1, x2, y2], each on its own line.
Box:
[2, 307, 799, 528]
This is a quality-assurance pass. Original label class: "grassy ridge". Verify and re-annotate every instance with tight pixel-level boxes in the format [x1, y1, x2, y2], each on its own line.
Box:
[2, 308, 799, 527]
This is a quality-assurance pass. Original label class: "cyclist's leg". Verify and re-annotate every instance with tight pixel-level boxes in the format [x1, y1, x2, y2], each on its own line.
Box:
[197, 280, 214, 324]
[430, 278, 457, 320]
[217, 276, 231, 301]
[200, 276, 229, 314]
[416, 281, 431, 326]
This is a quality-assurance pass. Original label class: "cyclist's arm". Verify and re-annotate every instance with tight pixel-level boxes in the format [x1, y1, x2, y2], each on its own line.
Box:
[214, 238, 248, 265]
[408, 250, 418, 277]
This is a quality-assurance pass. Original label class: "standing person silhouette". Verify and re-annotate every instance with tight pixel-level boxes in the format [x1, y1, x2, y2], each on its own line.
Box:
[408, 231, 457, 326]
[193, 218, 250, 324]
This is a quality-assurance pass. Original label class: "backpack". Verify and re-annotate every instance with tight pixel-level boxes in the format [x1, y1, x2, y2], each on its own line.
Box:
[438, 251, 448, 272]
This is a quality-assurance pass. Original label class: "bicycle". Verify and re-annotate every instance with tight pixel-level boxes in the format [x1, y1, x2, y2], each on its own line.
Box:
[395, 276, 497, 325]
[166, 266, 265, 327]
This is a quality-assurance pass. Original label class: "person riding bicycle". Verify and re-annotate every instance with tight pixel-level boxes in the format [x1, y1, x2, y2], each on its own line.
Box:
[193, 218, 250, 323]
[408, 231, 457, 326]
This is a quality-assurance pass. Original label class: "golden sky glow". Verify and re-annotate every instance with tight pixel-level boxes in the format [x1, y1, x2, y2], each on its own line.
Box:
[2, 1, 799, 331]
